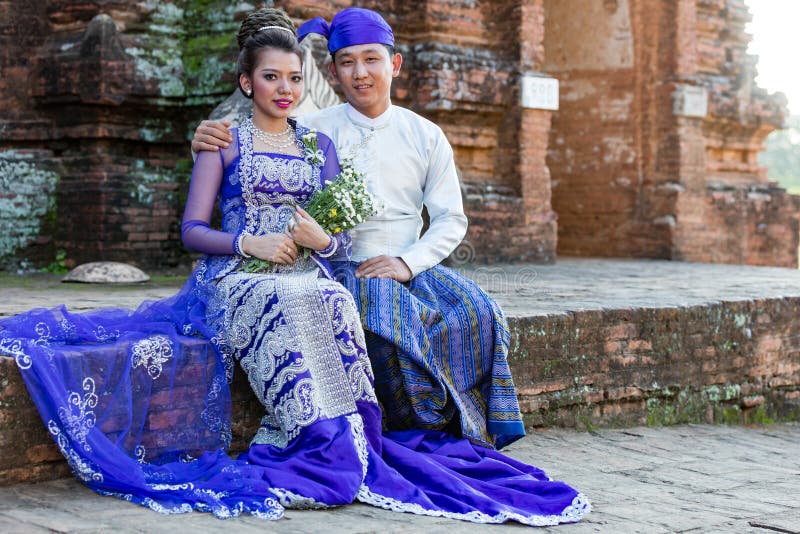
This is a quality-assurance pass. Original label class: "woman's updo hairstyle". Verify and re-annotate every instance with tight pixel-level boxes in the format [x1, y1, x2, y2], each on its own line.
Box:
[237, 8, 302, 99]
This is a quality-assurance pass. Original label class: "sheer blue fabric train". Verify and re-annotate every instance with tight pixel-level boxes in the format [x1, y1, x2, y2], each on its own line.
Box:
[0, 294, 283, 519]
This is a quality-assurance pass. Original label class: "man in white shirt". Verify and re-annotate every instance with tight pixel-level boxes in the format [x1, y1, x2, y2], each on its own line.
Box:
[192, 7, 524, 449]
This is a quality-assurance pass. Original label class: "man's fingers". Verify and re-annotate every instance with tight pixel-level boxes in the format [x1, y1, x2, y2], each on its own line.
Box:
[203, 132, 230, 147]
[193, 121, 232, 150]
[193, 142, 220, 152]
[202, 120, 233, 140]
[356, 260, 391, 278]
[193, 134, 228, 149]
[357, 255, 386, 269]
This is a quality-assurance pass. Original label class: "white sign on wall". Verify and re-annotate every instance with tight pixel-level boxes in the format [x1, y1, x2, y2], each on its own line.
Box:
[673, 85, 708, 118]
[521, 74, 560, 111]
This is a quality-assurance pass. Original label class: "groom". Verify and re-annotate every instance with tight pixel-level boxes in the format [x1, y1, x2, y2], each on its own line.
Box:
[192, 7, 525, 449]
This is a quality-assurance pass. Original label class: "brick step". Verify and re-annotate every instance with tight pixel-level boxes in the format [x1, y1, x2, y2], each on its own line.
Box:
[2, 259, 800, 486]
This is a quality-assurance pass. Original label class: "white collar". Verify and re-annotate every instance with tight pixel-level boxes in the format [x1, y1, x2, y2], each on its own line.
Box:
[345, 103, 393, 129]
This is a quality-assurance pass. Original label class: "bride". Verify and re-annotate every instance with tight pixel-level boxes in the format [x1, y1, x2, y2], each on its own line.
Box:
[0, 8, 588, 526]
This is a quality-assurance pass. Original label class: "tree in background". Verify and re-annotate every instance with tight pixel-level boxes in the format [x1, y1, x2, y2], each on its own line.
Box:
[760, 115, 800, 194]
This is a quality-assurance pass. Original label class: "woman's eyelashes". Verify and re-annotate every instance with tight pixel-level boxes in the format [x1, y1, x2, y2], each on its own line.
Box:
[261, 73, 303, 82]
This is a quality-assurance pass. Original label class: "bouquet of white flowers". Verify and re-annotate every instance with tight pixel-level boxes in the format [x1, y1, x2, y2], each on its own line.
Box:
[243, 159, 378, 273]
[305, 159, 378, 235]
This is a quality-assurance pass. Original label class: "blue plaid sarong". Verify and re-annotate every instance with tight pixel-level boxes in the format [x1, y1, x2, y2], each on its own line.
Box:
[333, 263, 525, 449]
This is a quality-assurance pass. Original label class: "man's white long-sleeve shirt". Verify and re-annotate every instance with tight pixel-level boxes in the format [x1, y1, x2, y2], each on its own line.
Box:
[300, 103, 468, 277]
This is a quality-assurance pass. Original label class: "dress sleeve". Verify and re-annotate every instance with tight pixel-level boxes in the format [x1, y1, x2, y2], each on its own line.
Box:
[318, 132, 341, 185]
[181, 150, 237, 255]
[315, 133, 351, 260]
[399, 128, 468, 276]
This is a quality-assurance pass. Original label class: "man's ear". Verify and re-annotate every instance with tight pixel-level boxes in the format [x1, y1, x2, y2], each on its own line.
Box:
[391, 53, 403, 78]
[328, 61, 339, 82]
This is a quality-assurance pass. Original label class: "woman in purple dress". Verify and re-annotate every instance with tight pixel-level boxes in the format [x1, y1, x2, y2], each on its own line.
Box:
[0, 8, 588, 526]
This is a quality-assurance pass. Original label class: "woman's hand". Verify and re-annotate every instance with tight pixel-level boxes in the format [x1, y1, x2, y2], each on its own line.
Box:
[192, 120, 233, 153]
[242, 233, 298, 264]
[286, 206, 332, 251]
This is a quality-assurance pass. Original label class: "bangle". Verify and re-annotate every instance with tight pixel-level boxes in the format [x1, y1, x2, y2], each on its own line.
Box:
[235, 232, 251, 258]
[316, 235, 338, 258]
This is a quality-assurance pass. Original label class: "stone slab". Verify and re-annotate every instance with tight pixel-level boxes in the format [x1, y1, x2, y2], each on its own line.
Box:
[4, 258, 800, 320]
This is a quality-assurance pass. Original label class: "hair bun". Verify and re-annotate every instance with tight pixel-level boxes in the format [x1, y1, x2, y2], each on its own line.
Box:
[237, 8, 296, 50]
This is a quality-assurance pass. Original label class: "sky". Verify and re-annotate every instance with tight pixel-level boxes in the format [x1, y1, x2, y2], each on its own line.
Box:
[745, 0, 800, 115]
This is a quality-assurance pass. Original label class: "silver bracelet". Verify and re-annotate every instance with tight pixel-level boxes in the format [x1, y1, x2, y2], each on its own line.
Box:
[235, 232, 252, 258]
[316, 235, 338, 258]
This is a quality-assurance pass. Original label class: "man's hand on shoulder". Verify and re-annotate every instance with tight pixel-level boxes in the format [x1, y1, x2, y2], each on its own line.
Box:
[355, 255, 412, 282]
[192, 120, 233, 153]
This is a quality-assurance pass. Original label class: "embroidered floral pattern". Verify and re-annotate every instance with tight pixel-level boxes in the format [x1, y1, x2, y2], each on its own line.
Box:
[201, 374, 232, 447]
[33, 322, 52, 346]
[131, 335, 174, 380]
[48, 419, 103, 483]
[93, 325, 119, 342]
[1, 335, 31, 370]
[57, 377, 98, 453]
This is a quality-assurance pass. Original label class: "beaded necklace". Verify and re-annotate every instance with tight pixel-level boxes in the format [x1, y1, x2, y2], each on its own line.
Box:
[251, 122, 296, 150]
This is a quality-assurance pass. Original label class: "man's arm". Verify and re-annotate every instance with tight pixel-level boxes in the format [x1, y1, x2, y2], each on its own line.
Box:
[399, 129, 468, 276]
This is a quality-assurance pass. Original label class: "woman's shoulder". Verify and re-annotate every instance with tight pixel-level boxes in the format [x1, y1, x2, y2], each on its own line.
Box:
[314, 129, 334, 146]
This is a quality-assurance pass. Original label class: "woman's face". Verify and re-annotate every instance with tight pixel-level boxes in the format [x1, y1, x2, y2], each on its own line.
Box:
[241, 48, 303, 124]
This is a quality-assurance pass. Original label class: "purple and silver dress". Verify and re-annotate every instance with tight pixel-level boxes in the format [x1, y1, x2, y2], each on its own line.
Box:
[0, 120, 589, 526]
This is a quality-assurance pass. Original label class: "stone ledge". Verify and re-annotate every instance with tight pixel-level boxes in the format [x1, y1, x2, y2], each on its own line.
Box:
[508, 299, 800, 429]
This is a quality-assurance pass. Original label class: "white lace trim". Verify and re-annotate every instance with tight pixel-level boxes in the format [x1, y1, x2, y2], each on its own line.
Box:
[346, 414, 369, 483]
[357, 488, 590, 526]
[98, 489, 284, 520]
[345, 414, 591, 526]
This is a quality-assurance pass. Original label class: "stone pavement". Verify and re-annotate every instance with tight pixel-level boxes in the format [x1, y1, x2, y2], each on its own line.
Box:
[0, 424, 797, 533]
[4, 257, 800, 319]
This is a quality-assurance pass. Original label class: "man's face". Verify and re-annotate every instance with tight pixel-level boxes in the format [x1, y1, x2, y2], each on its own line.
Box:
[329, 43, 402, 119]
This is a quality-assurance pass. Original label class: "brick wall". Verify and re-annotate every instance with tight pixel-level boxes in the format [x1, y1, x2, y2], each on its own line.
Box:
[510, 299, 800, 428]
[0, 1, 795, 269]
[0, 1, 236, 270]
[542, 0, 796, 264]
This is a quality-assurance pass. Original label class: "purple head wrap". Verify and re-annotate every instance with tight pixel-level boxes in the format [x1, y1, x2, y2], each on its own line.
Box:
[297, 7, 394, 54]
